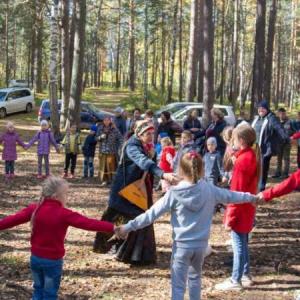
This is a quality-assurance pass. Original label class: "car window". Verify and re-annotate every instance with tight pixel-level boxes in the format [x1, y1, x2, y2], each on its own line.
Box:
[0, 92, 7, 102]
[8, 91, 22, 100]
[81, 104, 89, 112]
[20, 89, 31, 97]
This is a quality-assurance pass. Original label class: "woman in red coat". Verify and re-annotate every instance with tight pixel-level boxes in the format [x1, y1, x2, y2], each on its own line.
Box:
[215, 125, 260, 291]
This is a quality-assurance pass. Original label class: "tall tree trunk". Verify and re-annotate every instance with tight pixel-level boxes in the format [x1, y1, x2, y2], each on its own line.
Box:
[219, 0, 226, 104]
[68, 0, 86, 126]
[167, 0, 180, 103]
[197, 0, 204, 102]
[202, 0, 215, 128]
[178, 0, 183, 101]
[275, 24, 281, 109]
[151, 36, 158, 89]
[143, 0, 149, 108]
[238, 1, 245, 107]
[251, 0, 266, 118]
[13, 20, 17, 79]
[185, 0, 199, 101]
[5, 0, 9, 87]
[49, 0, 60, 138]
[160, 12, 166, 94]
[60, 0, 70, 129]
[263, 0, 277, 105]
[128, 0, 135, 91]
[69, 3, 76, 85]
[115, 0, 121, 88]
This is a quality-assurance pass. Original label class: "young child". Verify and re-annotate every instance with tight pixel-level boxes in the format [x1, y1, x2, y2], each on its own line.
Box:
[61, 124, 81, 178]
[173, 130, 198, 173]
[115, 152, 257, 300]
[215, 124, 260, 291]
[26, 120, 60, 179]
[203, 137, 226, 185]
[222, 126, 235, 182]
[0, 176, 114, 299]
[0, 121, 27, 178]
[159, 137, 176, 192]
[82, 125, 98, 178]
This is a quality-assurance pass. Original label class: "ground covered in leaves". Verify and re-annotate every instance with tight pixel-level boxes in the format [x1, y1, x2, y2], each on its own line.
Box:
[0, 107, 300, 299]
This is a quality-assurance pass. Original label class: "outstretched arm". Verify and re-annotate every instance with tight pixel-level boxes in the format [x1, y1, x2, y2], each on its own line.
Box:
[27, 133, 39, 149]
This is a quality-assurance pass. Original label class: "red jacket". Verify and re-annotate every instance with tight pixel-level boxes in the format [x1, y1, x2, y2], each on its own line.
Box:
[0, 198, 114, 259]
[263, 169, 300, 201]
[291, 132, 300, 140]
[159, 146, 176, 173]
[223, 147, 258, 233]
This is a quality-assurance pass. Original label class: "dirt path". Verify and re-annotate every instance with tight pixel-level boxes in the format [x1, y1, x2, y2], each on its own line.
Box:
[0, 106, 300, 299]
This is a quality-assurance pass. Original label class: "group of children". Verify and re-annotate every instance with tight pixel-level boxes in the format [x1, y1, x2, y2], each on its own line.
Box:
[0, 118, 300, 299]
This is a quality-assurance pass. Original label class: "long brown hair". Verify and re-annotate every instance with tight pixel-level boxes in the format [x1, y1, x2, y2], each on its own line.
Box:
[179, 152, 203, 184]
[233, 125, 261, 179]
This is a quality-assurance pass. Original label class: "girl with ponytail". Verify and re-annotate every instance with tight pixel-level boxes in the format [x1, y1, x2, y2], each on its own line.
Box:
[116, 151, 257, 300]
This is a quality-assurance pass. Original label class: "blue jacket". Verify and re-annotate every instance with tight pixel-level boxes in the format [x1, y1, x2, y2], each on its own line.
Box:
[124, 180, 255, 249]
[82, 134, 97, 157]
[252, 112, 289, 157]
[114, 116, 127, 136]
[108, 135, 164, 216]
[205, 120, 227, 156]
[203, 151, 224, 185]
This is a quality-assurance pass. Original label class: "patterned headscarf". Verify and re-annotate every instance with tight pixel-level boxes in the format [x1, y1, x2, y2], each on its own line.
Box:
[134, 120, 154, 136]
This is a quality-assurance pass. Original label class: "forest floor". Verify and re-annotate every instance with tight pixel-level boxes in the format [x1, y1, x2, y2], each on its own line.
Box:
[0, 91, 300, 300]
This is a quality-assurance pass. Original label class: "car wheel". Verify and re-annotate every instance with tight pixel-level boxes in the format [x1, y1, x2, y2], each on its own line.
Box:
[0, 108, 6, 119]
[26, 103, 32, 113]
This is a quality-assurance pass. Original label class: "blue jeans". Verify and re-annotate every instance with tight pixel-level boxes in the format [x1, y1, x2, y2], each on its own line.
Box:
[171, 245, 205, 300]
[83, 156, 94, 177]
[231, 231, 250, 283]
[30, 255, 63, 300]
[5, 160, 15, 174]
[38, 154, 50, 176]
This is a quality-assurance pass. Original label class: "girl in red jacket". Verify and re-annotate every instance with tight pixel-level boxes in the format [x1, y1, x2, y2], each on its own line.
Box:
[0, 176, 114, 299]
[215, 124, 260, 291]
[159, 137, 176, 192]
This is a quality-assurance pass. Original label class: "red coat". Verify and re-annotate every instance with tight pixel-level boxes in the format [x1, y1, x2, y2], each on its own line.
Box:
[0, 198, 114, 259]
[263, 169, 300, 201]
[223, 147, 258, 233]
[292, 132, 300, 140]
[159, 146, 176, 173]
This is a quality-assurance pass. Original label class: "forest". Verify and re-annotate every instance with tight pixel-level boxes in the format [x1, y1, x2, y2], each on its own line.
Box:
[0, 0, 299, 125]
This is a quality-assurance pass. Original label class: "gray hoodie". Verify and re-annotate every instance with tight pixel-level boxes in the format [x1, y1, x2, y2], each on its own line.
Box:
[124, 180, 256, 249]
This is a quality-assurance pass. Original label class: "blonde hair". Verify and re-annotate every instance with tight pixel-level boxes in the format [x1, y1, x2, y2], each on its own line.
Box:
[31, 177, 69, 228]
[222, 126, 234, 145]
[160, 137, 173, 147]
[211, 108, 224, 120]
[179, 152, 203, 184]
[6, 121, 14, 129]
[233, 125, 261, 179]
[181, 130, 193, 140]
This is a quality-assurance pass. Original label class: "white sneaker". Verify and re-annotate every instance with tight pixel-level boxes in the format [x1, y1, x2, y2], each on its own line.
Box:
[214, 278, 243, 291]
[241, 275, 254, 287]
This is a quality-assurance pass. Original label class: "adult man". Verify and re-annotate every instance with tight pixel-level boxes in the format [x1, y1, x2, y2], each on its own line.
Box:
[252, 100, 289, 191]
[272, 108, 295, 179]
[113, 107, 126, 136]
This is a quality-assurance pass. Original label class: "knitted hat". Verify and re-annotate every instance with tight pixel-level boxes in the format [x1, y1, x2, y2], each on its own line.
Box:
[257, 100, 269, 111]
[40, 120, 49, 126]
[135, 120, 154, 136]
[114, 106, 124, 114]
[207, 137, 217, 146]
[90, 125, 98, 132]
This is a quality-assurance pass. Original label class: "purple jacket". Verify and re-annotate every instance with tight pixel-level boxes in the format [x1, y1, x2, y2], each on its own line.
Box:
[27, 130, 59, 155]
[0, 131, 26, 161]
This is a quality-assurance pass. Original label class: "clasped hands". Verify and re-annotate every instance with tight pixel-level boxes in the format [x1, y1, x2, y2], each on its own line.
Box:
[113, 225, 128, 240]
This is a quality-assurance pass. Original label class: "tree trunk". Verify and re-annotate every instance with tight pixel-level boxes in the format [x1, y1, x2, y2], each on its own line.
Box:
[49, 0, 60, 138]
[202, 0, 214, 128]
[178, 0, 183, 101]
[5, 1, 9, 87]
[197, 0, 204, 102]
[160, 12, 166, 94]
[167, 0, 180, 103]
[143, 0, 149, 108]
[115, 0, 121, 88]
[263, 0, 277, 105]
[251, 0, 266, 118]
[129, 0, 135, 91]
[185, 0, 199, 101]
[68, 0, 86, 127]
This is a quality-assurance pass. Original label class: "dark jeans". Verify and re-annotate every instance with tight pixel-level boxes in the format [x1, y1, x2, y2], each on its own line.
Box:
[275, 143, 291, 176]
[38, 154, 49, 176]
[231, 231, 250, 283]
[83, 156, 94, 177]
[64, 153, 77, 174]
[30, 255, 63, 300]
[260, 155, 272, 191]
[5, 160, 15, 174]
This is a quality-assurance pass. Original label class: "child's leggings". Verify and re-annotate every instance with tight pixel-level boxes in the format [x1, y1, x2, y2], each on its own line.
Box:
[83, 156, 94, 177]
[38, 154, 49, 176]
[171, 245, 205, 300]
[5, 161, 15, 174]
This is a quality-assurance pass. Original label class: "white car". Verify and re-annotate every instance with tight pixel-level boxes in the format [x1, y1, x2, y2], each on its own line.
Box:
[172, 104, 236, 126]
[8, 79, 29, 88]
[0, 88, 35, 118]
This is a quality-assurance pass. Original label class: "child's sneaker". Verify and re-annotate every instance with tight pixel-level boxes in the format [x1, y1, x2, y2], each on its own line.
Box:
[37, 174, 43, 179]
[214, 278, 243, 291]
[241, 275, 254, 287]
[63, 172, 68, 178]
[70, 174, 75, 179]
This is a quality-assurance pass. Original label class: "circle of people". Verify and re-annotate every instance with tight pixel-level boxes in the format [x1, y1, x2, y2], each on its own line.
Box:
[0, 99, 300, 300]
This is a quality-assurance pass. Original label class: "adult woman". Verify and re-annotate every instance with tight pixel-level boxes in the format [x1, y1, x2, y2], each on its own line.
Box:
[183, 109, 203, 140]
[155, 111, 183, 145]
[97, 117, 123, 187]
[206, 108, 227, 156]
[93, 120, 176, 265]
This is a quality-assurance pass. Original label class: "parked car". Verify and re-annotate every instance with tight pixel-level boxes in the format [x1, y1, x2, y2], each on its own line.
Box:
[153, 102, 197, 119]
[172, 104, 236, 126]
[38, 99, 114, 129]
[0, 87, 35, 118]
[9, 79, 29, 88]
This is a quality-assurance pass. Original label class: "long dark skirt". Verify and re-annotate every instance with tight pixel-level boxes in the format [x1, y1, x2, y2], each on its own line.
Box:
[94, 176, 157, 265]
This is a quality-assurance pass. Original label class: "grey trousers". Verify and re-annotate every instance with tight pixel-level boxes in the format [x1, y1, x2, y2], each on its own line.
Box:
[38, 154, 49, 176]
[275, 143, 291, 176]
[171, 245, 205, 300]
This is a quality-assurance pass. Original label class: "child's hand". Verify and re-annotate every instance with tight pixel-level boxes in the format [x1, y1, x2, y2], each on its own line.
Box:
[224, 225, 232, 232]
[114, 226, 128, 240]
[221, 177, 228, 184]
[256, 192, 265, 203]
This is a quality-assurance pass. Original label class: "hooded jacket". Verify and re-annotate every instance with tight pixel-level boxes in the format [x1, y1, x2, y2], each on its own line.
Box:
[124, 180, 255, 249]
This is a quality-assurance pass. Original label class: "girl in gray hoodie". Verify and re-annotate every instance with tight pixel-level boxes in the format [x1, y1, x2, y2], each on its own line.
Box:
[116, 151, 257, 300]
